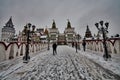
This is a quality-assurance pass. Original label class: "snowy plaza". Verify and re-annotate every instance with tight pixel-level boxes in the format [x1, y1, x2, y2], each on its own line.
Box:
[0, 45, 120, 80]
[0, 0, 120, 80]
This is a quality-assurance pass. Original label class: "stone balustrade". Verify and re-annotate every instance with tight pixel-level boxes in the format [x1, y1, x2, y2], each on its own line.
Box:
[0, 42, 48, 62]
[0, 38, 120, 62]
[79, 38, 120, 54]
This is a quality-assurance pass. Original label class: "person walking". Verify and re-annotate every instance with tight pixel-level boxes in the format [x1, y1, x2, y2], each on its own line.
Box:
[75, 42, 78, 53]
[82, 39, 86, 51]
[52, 43, 57, 55]
[72, 42, 74, 47]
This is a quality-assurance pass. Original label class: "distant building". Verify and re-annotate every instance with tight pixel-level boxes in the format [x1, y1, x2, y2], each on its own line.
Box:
[48, 20, 76, 44]
[64, 20, 76, 44]
[17, 20, 79, 44]
[36, 28, 44, 36]
[39, 28, 48, 43]
[1, 17, 15, 42]
[18, 24, 38, 43]
[84, 25, 92, 39]
[57, 33, 66, 45]
[49, 20, 59, 43]
[18, 26, 48, 43]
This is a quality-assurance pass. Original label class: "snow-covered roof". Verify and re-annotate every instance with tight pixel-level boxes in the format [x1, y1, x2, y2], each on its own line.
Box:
[40, 35, 47, 38]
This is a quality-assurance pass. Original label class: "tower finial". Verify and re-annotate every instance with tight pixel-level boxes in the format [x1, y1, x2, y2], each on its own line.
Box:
[67, 19, 71, 28]
[52, 19, 56, 29]
[6, 16, 14, 27]
[67, 19, 69, 22]
[84, 25, 92, 38]
[10, 16, 12, 19]
[53, 19, 55, 22]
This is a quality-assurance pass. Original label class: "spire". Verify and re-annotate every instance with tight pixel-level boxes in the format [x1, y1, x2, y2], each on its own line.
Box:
[67, 19, 71, 28]
[6, 16, 14, 27]
[52, 19, 56, 29]
[44, 27, 48, 35]
[85, 25, 92, 38]
[86, 25, 90, 32]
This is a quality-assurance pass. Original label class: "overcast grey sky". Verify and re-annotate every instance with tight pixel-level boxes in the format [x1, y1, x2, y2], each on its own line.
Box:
[0, 0, 120, 37]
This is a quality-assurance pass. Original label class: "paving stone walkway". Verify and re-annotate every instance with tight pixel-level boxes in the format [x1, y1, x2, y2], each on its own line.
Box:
[1, 46, 120, 80]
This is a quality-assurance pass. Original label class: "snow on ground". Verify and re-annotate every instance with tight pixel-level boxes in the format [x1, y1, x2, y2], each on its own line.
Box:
[77, 47, 120, 76]
[0, 45, 120, 80]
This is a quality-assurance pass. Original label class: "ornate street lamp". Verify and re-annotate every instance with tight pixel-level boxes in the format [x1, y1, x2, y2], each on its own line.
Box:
[23, 23, 31, 63]
[95, 20, 111, 61]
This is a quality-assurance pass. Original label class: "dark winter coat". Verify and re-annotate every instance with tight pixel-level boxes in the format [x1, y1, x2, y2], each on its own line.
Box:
[52, 43, 57, 50]
[82, 41, 86, 46]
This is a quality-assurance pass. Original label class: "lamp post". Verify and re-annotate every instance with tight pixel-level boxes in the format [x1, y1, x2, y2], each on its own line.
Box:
[47, 34, 50, 50]
[95, 20, 111, 61]
[75, 41, 77, 53]
[23, 23, 31, 63]
[77, 34, 80, 50]
[75, 34, 79, 53]
[45, 27, 50, 50]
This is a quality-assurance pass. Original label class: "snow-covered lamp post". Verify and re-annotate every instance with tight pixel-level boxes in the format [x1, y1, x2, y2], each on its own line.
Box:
[95, 20, 111, 61]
